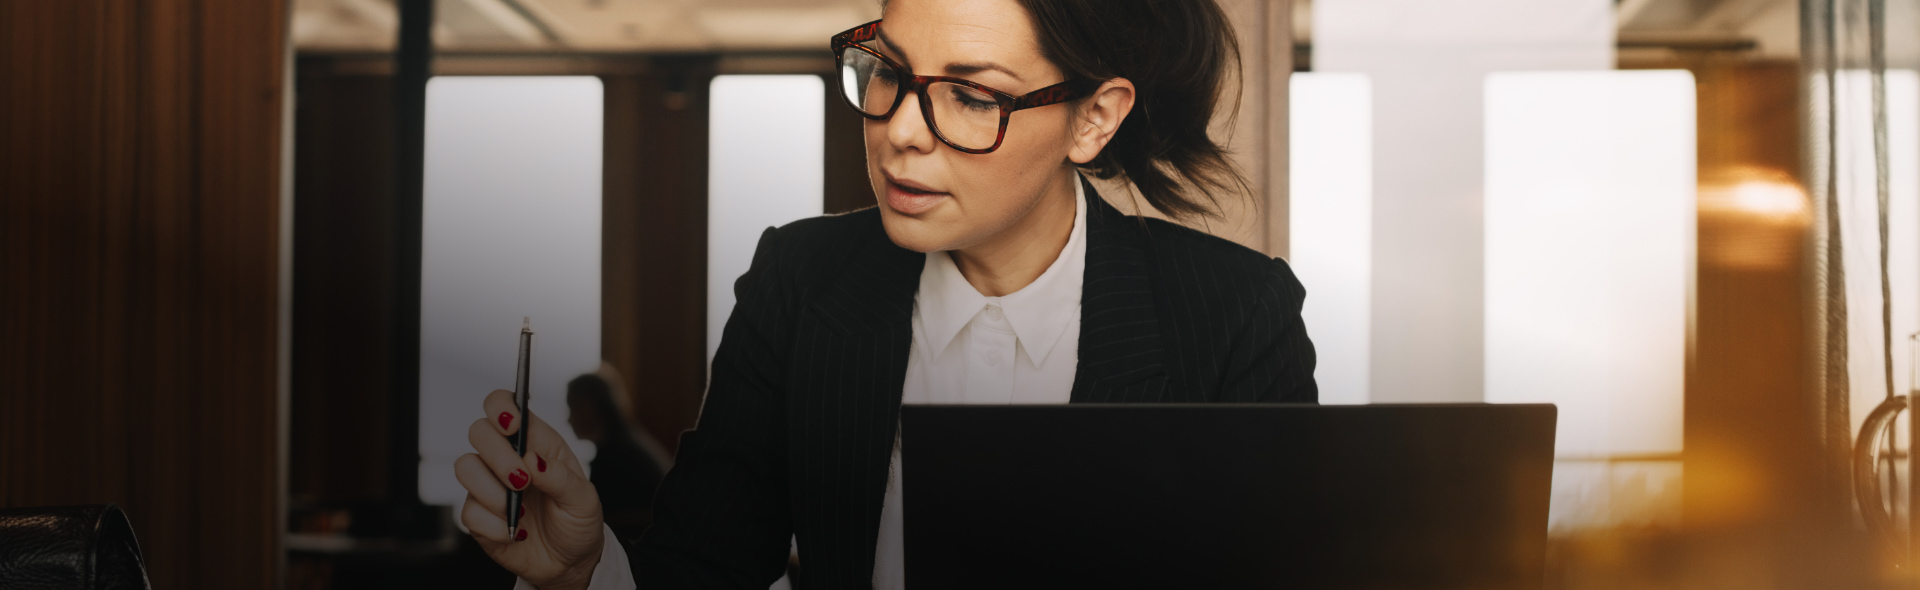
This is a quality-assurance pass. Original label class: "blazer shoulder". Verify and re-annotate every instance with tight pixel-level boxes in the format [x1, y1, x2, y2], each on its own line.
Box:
[768, 206, 881, 250]
[754, 207, 884, 275]
[735, 207, 893, 312]
[775, 205, 881, 237]
[1136, 217, 1307, 306]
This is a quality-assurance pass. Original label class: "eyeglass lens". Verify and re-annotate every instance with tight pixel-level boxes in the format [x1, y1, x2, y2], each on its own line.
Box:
[840, 48, 1003, 151]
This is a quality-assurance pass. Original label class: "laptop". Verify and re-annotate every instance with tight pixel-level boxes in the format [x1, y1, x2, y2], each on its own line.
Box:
[900, 404, 1557, 590]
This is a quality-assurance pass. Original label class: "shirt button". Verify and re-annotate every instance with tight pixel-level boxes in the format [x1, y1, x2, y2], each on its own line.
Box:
[985, 351, 1002, 366]
[984, 305, 1004, 321]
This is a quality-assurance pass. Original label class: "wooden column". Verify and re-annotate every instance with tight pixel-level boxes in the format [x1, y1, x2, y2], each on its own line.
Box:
[0, 1, 290, 588]
[1220, 0, 1294, 257]
[602, 60, 719, 453]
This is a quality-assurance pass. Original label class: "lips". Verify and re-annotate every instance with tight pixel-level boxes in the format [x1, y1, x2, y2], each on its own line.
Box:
[885, 173, 949, 216]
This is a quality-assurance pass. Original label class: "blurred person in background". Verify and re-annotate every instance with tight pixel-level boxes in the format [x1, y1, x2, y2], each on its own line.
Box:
[565, 365, 673, 549]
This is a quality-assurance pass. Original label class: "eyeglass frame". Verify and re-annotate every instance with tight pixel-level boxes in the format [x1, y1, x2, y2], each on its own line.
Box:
[831, 20, 1102, 154]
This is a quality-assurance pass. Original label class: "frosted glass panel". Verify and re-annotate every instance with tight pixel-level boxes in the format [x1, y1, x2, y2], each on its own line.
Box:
[1483, 70, 1694, 459]
[1315, 0, 1612, 402]
[1484, 70, 1694, 532]
[1289, 72, 1372, 405]
[418, 76, 604, 507]
[708, 75, 826, 365]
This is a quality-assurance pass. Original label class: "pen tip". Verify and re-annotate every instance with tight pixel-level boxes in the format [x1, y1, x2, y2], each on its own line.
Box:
[507, 525, 517, 540]
[522, 316, 530, 330]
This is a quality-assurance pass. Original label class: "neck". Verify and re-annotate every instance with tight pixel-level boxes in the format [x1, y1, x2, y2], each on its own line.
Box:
[949, 170, 1078, 297]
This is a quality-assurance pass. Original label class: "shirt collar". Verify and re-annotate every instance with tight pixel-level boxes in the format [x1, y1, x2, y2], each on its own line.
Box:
[914, 176, 1089, 368]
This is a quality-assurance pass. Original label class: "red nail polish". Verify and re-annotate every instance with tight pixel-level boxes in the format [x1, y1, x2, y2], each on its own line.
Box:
[515, 529, 528, 541]
[517, 504, 525, 518]
[508, 469, 528, 489]
[537, 455, 547, 472]
[498, 411, 513, 430]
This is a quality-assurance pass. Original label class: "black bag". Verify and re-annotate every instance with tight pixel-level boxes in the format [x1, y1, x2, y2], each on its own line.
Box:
[0, 504, 150, 590]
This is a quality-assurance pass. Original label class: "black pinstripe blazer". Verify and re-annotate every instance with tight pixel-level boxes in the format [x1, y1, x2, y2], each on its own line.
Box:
[628, 177, 1317, 589]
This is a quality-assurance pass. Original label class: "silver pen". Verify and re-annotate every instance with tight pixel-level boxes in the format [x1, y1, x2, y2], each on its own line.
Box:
[507, 317, 532, 540]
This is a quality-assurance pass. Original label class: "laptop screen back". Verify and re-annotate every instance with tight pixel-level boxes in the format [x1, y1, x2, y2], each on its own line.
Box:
[900, 404, 1556, 590]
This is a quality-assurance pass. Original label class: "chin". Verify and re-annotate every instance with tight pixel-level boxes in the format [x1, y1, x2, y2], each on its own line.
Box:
[878, 208, 960, 253]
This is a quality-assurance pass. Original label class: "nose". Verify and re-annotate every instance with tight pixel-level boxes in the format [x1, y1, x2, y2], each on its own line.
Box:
[885, 91, 937, 155]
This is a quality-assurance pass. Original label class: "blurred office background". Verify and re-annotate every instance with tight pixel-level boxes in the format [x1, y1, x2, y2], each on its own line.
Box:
[5, 0, 1920, 588]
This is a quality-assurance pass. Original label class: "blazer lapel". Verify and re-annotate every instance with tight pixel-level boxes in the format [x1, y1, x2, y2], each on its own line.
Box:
[1070, 177, 1171, 403]
[787, 214, 920, 587]
[786, 183, 1172, 582]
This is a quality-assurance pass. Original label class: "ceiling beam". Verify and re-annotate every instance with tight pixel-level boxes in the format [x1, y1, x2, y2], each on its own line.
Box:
[497, 0, 567, 45]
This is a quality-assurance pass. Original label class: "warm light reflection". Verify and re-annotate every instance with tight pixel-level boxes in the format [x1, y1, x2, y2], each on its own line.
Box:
[1696, 167, 1810, 270]
[1723, 180, 1810, 219]
[1680, 448, 1771, 528]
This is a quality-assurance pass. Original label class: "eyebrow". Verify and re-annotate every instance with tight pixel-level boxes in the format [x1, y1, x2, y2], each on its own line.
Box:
[875, 26, 1027, 84]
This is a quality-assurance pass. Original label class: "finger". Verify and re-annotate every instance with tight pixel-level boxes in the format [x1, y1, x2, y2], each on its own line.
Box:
[455, 453, 508, 515]
[520, 412, 600, 514]
[462, 494, 513, 544]
[469, 418, 533, 492]
[485, 389, 522, 436]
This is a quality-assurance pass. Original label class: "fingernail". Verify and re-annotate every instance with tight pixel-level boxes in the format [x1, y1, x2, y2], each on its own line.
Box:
[498, 411, 513, 430]
[537, 455, 547, 472]
[517, 504, 525, 518]
[515, 529, 528, 541]
[508, 469, 529, 489]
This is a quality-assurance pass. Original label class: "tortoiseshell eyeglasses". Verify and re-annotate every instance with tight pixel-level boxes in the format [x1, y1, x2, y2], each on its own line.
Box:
[831, 20, 1100, 154]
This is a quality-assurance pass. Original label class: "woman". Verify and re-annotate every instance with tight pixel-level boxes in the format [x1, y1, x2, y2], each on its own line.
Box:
[563, 368, 673, 545]
[456, 0, 1317, 588]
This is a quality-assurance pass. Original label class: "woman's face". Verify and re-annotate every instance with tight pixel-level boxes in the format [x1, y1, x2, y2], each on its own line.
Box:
[866, 0, 1078, 253]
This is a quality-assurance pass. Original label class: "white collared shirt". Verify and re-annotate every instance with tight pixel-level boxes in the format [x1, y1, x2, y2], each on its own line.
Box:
[550, 178, 1088, 590]
[873, 178, 1087, 589]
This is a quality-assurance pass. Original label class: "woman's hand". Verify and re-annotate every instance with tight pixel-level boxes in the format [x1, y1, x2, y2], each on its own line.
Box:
[457, 389, 606, 590]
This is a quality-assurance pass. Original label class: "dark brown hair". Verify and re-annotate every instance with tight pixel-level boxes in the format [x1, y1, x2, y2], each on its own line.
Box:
[1016, 0, 1248, 221]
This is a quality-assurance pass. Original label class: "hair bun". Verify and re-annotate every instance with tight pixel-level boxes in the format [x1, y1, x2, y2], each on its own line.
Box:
[1020, 0, 1249, 221]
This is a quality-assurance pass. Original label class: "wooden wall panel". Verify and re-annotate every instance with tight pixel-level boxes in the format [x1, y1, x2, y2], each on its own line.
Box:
[603, 61, 718, 453]
[823, 71, 877, 216]
[289, 67, 397, 505]
[0, 1, 289, 588]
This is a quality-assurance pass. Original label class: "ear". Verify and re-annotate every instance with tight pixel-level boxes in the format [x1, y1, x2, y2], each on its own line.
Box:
[1067, 78, 1136, 165]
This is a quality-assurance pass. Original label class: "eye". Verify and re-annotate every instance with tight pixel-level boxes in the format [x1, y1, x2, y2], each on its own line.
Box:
[949, 86, 998, 112]
[870, 67, 900, 88]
